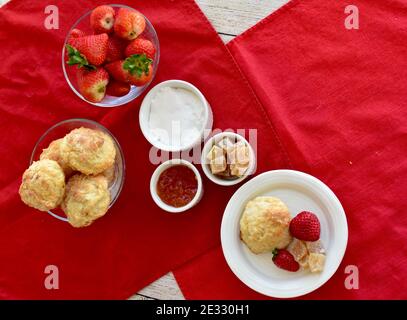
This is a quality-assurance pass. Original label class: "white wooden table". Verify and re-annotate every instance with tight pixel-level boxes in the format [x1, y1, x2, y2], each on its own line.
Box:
[0, 0, 289, 300]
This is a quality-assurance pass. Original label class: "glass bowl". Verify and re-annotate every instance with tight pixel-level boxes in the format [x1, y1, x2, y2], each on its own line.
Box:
[30, 119, 126, 222]
[62, 4, 160, 107]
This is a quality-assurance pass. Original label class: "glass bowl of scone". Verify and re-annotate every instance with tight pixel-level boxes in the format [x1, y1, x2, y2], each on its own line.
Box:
[19, 118, 125, 227]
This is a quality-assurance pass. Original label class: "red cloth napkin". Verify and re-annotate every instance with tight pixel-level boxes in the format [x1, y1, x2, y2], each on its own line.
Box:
[174, 0, 407, 299]
[0, 0, 289, 299]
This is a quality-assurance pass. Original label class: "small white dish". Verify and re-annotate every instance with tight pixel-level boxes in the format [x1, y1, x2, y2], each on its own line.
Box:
[221, 170, 348, 298]
[139, 80, 213, 152]
[201, 132, 256, 186]
[150, 159, 203, 213]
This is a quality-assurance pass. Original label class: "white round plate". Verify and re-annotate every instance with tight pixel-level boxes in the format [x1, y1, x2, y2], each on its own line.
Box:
[221, 170, 348, 298]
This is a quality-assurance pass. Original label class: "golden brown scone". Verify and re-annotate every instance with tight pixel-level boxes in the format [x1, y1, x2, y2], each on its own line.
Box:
[100, 163, 116, 186]
[40, 139, 74, 177]
[62, 174, 110, 228]
[61, 127, 116, 175]
[240, 196, 292, 254]
[19, 159, 65, 212]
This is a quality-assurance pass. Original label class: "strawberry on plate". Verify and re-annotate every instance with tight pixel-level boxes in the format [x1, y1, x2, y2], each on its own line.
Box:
[125, 38, 156, 59]
[105, 54, 153, 86]
[76, 67, 109, 103]
[106, 80, 131, 97]
[290, 211, 321, 241]
[114, 8, 146, 40]
[67, 33, 108, 66]
[272, 249, 300, 272]
[105, 36, 127, 63]
[90, 5, 115, 34]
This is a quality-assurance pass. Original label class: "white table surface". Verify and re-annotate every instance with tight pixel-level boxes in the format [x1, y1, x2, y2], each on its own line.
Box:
[0, 0, 290, 300]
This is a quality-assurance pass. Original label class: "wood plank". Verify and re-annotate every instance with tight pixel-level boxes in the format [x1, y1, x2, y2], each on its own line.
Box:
[129, 272, 185, 300]
[196, 0, 290, 38]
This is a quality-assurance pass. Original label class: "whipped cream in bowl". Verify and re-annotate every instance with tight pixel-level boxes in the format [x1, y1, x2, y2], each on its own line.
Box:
[139, 80, 213, 152]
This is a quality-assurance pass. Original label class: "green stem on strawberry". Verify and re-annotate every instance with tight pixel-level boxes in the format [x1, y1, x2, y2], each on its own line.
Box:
[123, 54, 152, 77]
[65, 44, 96, 70]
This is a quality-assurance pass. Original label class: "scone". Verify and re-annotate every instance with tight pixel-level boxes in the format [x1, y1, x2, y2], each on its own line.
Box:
[40, 138, 74, 177]
[62, 174, 110, 228]
[19, 159, 65, 211]
[100, 163, 116, 186]
[61, 127, 116, 175]
[240, 196, 292, 254]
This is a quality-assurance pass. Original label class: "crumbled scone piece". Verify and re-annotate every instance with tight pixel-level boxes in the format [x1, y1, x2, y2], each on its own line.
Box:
[306, 240, 325, 254]
[308, 253, 326, 273]
[287, 238, 308, 262]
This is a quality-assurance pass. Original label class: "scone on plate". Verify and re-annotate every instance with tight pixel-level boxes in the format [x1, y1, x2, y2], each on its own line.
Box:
[240, 196, 292, 254]
[19, 159, 65, 212]
[62, 174, 110, 228]
[61, 127, 116, 175]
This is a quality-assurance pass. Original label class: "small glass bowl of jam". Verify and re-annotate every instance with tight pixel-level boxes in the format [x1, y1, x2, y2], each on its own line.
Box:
[150, 159, 203, 213]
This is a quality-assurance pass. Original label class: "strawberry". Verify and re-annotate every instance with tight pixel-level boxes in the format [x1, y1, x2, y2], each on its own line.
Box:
[105, 36, 127, 63]
[90, 5, 115, 34]
[125, 38, 156, 59]
[105, 60, 128, 82]
[114, 8, 146, 40]
[289, 211, 321, 241]
[106, 80, 131, 97]
[66, 29, 86, 61]
[127, 63, 153, 86]
[105, 54, 153, 86]
[69, 28, 86, 39]
[272, 249, 300, 272]
[76, 67, 109, 103]
[67, 34, 108, 66]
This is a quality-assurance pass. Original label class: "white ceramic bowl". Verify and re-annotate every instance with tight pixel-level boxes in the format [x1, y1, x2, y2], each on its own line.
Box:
[139, 80, 213, 152]
[201, 132, 256, 186]
[150, 159, 203, 213]
[221, 170, 348, 298]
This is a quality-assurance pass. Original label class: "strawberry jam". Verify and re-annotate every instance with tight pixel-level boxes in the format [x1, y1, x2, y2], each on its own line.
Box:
[157, 165, 198, 208]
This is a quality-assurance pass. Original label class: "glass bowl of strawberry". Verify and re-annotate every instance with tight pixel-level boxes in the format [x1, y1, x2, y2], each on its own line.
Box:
[62, 4, 160, 107]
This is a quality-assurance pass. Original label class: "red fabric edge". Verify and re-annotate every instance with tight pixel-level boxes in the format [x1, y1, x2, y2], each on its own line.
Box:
[228, 0, 302, 47]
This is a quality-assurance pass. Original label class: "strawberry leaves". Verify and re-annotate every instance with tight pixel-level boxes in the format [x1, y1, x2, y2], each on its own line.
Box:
[123, 54, 152, 78]
[66, 45, 96, 70]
